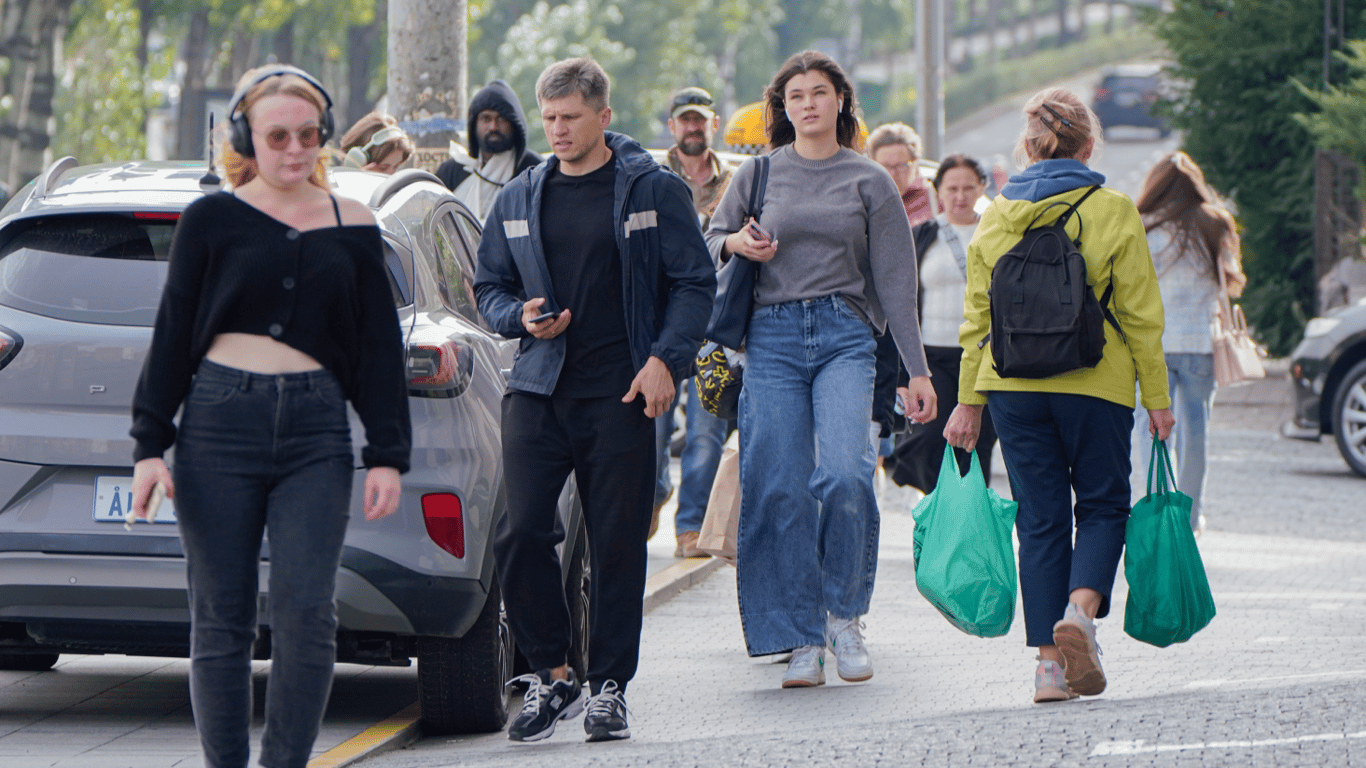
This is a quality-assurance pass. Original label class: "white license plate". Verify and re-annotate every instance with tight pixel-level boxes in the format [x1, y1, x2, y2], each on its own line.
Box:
[93, 476, 178, 524]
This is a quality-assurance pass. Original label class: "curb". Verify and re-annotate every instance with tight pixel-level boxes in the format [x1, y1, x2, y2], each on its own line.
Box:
[307, 555, 725, 767]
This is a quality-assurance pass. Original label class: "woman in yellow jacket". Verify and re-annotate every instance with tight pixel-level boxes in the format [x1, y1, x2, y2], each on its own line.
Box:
[944, 87, 1174, 704]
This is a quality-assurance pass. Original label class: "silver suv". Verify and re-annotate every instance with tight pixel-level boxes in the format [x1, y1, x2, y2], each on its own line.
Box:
[0, 159, 587, 734]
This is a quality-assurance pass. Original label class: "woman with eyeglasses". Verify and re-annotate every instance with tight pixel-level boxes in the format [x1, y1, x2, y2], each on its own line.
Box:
[129, 66, 410, 768]
[944, 87, 1172, 704]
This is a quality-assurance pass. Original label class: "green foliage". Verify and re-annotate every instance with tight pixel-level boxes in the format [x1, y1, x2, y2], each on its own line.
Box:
[1155, 0, 1366, 355]
[1297, 40, 1366, 191]
[53, 0, 169, 163]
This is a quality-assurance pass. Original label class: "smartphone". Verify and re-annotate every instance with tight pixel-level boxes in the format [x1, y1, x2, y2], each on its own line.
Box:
[125, 481, 166, 531]
[747, 219, 771, 242]
[529, 309, 561, 325]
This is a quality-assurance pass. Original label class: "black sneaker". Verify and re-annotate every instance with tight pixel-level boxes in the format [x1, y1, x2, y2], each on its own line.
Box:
[583, 680, 630, 742]
[506, 669, 584, 742]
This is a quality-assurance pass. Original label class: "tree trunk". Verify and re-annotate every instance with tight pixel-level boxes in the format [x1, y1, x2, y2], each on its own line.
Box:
[174, 8, 209, 159]
[2, 0, 76, 191]
[1075, 0, 1087, 42]
[274, 19, 294, 66]
[388, 0, 467, 172]
[843, 0, 862, 80]
[1026, 0, 1037, 53]
[1105, 0, 1113, 35]
[1055, 0, 1068, 47]
[346, 1, 385, 127]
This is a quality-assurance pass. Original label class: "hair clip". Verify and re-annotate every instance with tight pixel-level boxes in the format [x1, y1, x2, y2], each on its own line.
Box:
[1040, 103, 1074, 128]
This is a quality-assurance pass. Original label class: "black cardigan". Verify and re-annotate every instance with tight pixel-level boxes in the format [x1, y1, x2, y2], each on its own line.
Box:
[130, 192, 412, 472]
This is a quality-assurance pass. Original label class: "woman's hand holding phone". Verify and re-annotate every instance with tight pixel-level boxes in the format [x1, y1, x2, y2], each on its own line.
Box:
[725, 217, 778, 263]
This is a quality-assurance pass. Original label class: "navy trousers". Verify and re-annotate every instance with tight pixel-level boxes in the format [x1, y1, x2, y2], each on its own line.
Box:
[987, 390, 1133, 647]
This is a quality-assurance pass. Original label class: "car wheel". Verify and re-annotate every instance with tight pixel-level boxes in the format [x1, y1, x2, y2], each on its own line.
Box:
[0, 652, 59, 671]
[417, 577, 514, 735]
[565, 515, 590, 682]
[1331, 359, 1366, 478]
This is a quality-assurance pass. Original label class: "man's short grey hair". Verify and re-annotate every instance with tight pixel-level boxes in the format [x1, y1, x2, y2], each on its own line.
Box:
[536, 57, 610, 111]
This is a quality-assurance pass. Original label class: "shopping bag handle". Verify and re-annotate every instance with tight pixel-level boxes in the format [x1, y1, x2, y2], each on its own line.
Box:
[1146, 438, 1175, 496]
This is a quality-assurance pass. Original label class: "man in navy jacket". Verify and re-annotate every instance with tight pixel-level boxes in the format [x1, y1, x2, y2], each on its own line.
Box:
[473, 57, 715, 744]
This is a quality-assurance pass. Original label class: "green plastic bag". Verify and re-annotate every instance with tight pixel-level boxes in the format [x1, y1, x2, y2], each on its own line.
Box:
[1123, 438, 1217, 647]
[912, 445, 1019, 637]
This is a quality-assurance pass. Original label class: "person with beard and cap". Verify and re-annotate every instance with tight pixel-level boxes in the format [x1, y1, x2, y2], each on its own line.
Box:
[663, 87, 733, 226]
[435, 79, 542, 222]
[652, 86, 734, 558]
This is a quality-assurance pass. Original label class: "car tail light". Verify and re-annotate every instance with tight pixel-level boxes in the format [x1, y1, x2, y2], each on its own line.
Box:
[133, 211, 180, 220]
[406, 339, 473, 398]
[1095, 88, 1111, 101]
[422, 493, 465, 558]
[0, 325, 22, 371]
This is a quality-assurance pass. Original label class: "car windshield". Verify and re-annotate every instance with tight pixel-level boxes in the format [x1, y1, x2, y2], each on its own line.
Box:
[0, 214, 174, 326]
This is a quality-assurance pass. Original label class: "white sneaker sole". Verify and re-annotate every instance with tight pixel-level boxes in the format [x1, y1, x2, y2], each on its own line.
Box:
[836, 664, 873, 683]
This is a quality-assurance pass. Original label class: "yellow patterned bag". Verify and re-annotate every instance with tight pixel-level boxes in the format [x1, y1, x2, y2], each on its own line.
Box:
[693, 342, 743, 420]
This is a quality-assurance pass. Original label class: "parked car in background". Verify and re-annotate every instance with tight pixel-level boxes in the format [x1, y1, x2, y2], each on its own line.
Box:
[0, 159, 587, 734]
[1284, 296, 1366, 478]
[1092, 63, 1171, 138]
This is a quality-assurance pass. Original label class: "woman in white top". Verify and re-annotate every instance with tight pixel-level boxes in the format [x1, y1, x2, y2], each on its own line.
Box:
[885, 154, 1000, 493]
[1130, 151, 1246, 534]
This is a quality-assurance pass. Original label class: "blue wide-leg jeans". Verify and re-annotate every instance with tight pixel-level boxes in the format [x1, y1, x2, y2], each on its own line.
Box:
[736, 296, 879, 656]
[173, 360, 354, 768]
[1132, 352, 1215, 526]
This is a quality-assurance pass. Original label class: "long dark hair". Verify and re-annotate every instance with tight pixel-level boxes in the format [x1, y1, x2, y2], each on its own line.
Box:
[1135, 150, 1245, 294]
[764, 51, 861, 152]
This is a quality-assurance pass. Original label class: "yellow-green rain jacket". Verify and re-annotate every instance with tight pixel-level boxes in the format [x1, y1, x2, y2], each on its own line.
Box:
[957, 185, 1172, 411]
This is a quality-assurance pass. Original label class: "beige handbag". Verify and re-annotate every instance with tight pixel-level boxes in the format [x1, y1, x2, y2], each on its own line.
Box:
[697, 436, 741, 565]
[1212, 266, 1264, 387]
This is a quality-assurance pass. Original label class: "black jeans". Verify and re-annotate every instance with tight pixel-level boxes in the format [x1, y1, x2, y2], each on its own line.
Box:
[888, 345, 998, 493]
[173, 360, 353, 768]
[496, 392, 655, 692]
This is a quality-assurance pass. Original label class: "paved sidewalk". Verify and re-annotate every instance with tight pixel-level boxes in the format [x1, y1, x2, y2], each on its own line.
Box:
[356, 358, 1366, 766]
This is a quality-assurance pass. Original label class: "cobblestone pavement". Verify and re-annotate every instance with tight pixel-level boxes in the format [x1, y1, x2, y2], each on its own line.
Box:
[356, 364, 1366, 767]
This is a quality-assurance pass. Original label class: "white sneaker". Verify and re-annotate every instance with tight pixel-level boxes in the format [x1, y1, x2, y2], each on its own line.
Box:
[780, 645, 825, 688]
[826, 615, 873, 682]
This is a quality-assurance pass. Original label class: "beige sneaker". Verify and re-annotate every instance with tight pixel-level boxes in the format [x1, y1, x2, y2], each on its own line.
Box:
[674, 530, 705, 558]
[1033, 658, 1077, 703]
[1053, 603, 1105, 696]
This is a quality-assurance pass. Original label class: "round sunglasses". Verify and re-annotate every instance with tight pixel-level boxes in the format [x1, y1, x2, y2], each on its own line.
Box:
[254, 125, 323, 151]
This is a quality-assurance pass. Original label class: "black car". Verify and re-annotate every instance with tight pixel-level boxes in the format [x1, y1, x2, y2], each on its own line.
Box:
[1284, 297, 1366, 477]
[1092, 64, 1171, 138]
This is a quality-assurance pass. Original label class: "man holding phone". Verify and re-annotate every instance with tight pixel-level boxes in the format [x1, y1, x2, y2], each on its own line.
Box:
[473, 57, 715, 743]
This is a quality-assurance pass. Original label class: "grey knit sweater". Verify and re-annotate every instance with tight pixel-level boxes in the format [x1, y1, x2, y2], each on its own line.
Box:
[704, 145, 930, 378]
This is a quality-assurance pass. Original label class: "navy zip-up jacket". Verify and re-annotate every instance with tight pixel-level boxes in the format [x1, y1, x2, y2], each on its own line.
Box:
[473, 131, 717, 396]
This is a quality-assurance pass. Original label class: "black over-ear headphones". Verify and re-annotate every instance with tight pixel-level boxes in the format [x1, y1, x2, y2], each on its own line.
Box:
[227, 65, 335, 157]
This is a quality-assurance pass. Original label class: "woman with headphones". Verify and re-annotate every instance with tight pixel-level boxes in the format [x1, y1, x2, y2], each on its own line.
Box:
[339, 111, 413, 173]
[128, 65, 410, 768]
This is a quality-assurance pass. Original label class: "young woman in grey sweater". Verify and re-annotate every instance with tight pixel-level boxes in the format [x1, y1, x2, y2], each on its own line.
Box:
[704, 50, 936, 690]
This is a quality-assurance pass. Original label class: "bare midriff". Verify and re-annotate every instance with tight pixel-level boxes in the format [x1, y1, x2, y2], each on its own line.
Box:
[205, 333, 324, 374]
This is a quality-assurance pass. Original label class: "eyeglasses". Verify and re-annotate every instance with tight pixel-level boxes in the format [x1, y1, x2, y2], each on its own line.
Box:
[254, 125, 322, 151]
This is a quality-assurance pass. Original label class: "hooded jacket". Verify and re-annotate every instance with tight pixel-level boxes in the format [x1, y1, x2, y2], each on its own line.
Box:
[958, 161, 1171, 411]
[473, 131, 717, 396]
[435, 80, 542, 191]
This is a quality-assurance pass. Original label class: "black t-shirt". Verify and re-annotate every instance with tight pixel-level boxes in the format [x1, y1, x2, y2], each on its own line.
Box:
[541, 159, 635, 398]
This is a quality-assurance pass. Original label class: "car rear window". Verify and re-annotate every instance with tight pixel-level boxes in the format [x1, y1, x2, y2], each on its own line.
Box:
[1102, 76, 1157, 92]
[0, 214, 174, 326]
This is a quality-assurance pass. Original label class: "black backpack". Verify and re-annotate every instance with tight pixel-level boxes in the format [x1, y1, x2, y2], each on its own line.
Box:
[982, 185, 1123, 379]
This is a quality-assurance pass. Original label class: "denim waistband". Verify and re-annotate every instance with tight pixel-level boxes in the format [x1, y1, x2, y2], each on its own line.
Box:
[756, 294, 847, 311]
[196, 358, 340, 392]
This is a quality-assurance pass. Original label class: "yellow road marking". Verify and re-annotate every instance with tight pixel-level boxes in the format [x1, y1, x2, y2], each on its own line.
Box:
[308, 702, 421, 768]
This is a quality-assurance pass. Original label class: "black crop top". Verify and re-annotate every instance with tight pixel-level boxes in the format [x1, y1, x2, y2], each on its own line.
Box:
[131, 192, 412, 472]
